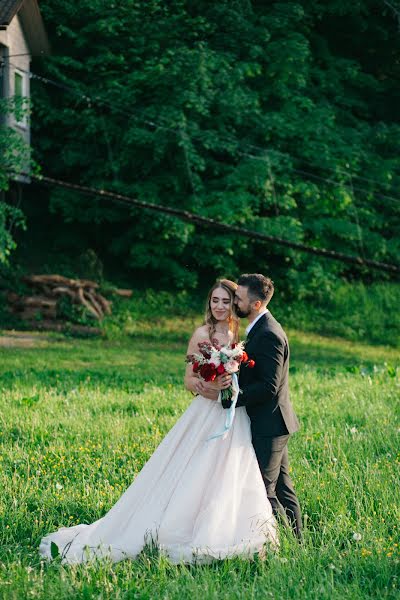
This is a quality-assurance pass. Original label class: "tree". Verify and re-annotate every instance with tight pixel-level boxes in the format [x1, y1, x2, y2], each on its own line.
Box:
[0, 98, 30, 263]
[30, 0, 400, 291]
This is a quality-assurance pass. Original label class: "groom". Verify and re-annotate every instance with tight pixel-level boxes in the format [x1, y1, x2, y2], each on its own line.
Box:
[202, 273, 302, 539]
[233, 273, 302, 539]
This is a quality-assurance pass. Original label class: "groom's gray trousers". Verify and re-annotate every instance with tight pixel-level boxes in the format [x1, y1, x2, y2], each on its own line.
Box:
[251, 434, 302, 539]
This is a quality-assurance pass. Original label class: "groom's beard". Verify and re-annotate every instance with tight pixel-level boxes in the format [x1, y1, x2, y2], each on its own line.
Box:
[235, 306, 251, 318]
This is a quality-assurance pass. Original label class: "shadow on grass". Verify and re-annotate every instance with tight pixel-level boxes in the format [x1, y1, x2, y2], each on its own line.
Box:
[0, 328, 398, 392]
[289, 330, 399, 372]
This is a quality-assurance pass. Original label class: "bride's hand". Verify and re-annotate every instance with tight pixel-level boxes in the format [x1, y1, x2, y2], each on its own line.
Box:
[213, 374, 232, 391]
[193, 379, 217, 400]
[199, 374, 232, 393]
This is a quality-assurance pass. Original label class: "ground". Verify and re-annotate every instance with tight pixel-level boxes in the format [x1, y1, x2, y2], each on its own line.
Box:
[0, 324, 398, 599]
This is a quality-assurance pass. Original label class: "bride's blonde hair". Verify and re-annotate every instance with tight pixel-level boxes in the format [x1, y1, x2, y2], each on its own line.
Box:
[205, 279, 239, 343]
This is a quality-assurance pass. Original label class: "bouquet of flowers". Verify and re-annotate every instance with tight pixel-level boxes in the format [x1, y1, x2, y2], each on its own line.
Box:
[186, 340, 255, 403]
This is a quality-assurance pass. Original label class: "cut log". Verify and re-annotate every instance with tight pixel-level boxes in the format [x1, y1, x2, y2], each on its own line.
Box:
[112, 289, 133, 298]
[8, 274, 116, 329]
[20, 296, 57, 309]
[51, 286, 79, 301]
[96, 293, 112, 315]
[7, 294, 57, 310]
[23, 274, 99, 290]
[17, 307, 57, 320]
[77, 287, 101, 319]
[84, 291, 104, 319]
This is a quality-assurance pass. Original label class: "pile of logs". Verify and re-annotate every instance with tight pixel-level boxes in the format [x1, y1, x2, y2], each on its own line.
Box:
[7, 274, 132, 335]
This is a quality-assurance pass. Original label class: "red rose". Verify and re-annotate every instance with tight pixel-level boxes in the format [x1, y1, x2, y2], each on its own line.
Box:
[217, 364, 225, 375]
[200, 363, 217, 382]
[241, 351, 248, 363]
[231, 343, 236, 349]
[192, 361, 200, 373]
[247, 359, 255, 368]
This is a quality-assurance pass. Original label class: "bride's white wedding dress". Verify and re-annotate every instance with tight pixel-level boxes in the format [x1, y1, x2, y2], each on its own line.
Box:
[39, 394, 277, 564]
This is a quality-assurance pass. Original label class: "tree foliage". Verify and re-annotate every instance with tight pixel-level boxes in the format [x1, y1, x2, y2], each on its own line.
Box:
[0, 98, 30, 263]
[30, 0, 400, 292]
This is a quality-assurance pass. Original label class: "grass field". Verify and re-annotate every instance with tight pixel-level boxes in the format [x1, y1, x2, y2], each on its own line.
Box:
[0, 323, 399, 599]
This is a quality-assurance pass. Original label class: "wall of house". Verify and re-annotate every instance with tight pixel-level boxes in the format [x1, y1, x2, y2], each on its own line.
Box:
[0, 14, 31, 147]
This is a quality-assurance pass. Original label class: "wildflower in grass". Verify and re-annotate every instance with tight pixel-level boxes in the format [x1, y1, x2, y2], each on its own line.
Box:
[55, 482, 63, 490]
[350, 426, 358, 434]
[353, 532, 362, 541]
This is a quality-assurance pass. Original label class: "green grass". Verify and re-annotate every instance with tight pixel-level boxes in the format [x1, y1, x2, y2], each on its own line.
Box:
[0, 322, 399, 599]
[280, 282, 400, 348]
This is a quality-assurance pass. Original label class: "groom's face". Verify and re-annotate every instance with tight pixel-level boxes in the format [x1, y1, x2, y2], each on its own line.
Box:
[234, 286, 252, 318]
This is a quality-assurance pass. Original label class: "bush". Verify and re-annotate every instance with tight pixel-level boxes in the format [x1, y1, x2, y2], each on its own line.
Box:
[279, 282, 400, 347]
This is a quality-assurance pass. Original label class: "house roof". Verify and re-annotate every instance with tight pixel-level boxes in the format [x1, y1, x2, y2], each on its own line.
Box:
[0, 0, 50, 56]
[0, 0, 23, 26]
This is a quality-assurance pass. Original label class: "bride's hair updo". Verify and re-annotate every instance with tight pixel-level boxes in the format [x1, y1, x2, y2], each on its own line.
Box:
[205, 279, 239, 343]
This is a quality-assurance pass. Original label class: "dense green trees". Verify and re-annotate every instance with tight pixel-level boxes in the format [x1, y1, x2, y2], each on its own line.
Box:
[21, 1, 400, 291]
[0, 98, 30, 263]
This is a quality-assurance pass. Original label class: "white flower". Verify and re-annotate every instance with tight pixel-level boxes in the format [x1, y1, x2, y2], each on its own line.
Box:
[352, 532, 362, 541]
[220, 341, 244, 359]
[220, 347, 235, 358]
[55, 482, 63, 490]
[210, 351, 221, 368]
[332, 457, 338, 463]
[350, 426, 358, 434]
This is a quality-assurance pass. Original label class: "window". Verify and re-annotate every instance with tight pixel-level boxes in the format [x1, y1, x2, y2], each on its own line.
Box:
[14, 71, 23, 96]
[14, 70, 28, 128]
[0, 50, 5, 99]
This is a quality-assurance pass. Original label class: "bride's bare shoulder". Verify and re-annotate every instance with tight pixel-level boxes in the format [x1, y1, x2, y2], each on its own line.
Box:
[187, 325, 209, 350]
[194, 324, 209, 337]
[193, 325, 210, 340]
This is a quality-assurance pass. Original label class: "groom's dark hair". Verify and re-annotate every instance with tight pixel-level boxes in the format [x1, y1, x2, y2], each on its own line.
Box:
[237, 274, 274, 305]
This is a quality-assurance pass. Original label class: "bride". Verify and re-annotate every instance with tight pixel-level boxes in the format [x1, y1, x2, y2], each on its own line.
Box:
[39, 279, 277, 564]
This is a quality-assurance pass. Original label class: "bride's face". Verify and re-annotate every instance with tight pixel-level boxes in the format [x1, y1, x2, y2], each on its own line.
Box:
[210, 287, 232, 322]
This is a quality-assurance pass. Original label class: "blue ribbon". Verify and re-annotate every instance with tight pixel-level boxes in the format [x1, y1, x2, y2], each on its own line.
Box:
[206, 373, 240, 442]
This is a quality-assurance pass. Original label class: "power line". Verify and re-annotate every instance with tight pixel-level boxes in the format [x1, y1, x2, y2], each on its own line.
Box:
[9, 61, 400, 204]
[14, 64, 178, 133]
[11, 171, 400, 275]
[4, 53, 32, 58]
[237, 152, 400, 205]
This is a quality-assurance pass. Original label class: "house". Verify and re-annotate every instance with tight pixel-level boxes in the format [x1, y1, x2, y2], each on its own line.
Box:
[0, 0, 50, 150]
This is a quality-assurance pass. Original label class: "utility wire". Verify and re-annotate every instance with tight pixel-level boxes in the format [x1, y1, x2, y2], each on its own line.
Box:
[3, 53, 33, 58]
[8, 61, 400, 204]
[237, 152, 400, 205]
[4, 63, 399, 272]
[11, 171, 400, 275]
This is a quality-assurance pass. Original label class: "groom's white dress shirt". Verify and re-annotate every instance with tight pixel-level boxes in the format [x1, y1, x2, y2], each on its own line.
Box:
[245, 309, 268, 336]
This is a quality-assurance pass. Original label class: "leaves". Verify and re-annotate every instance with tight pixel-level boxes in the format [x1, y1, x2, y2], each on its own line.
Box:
[27, 0, 400, 288]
